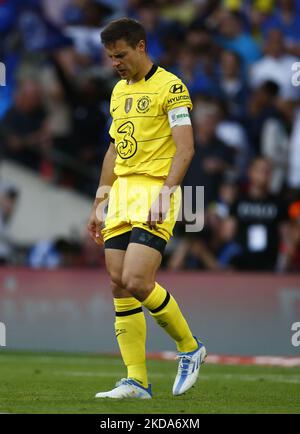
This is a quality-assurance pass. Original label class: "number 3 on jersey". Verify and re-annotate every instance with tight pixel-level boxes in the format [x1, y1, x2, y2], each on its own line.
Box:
[116, 121, 137, 159]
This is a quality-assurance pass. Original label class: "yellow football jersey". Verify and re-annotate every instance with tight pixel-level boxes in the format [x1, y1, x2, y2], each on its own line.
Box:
[109, 65, 193, 178]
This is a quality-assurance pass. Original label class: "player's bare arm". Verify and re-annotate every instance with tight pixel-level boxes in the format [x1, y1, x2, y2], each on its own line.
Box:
[164, 123, 194, 188]
[87, 142, 117, 244]
[147, 123, 194, 228]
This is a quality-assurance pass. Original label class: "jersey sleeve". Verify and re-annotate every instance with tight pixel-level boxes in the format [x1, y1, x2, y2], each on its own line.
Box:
[162, 79, 193, 113]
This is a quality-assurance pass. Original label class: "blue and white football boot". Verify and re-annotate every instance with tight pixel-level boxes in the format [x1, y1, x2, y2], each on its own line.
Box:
[173, 337, 207, 396]
[95, 378, 152, 399]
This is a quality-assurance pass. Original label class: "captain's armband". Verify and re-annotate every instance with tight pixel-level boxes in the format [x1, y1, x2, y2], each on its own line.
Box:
[168, 106, 191, 128]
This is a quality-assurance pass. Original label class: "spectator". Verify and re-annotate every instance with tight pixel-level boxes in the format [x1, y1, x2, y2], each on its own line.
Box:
[0, 0, 16, 41]
[16, 0, 73, 53]
[250, 28, 299, 100]
[222, 0, 274, 13]
[167, 175, 239, 271]
[0, 56, 16, 120]
[215, 101, 250, 178]
[42, 0, 74, 27]
[1, 79, 52, 173]
[194, 0, 220, 21]
[287, 105, 300, 190]
[183, 102, 235, 208]
[247, 1, 275, 41]
[0, 182, 19, 265]
[63, 1, 113, 66]
[215, 9, 262, 67]
[243, 80, 282, 154]
[0, 0, 20, 119]
[262, 0, 300, 56]
[216, 50, 249, 119]
[160, 0, 198, 25]
[277, 199, 300, 271]
[28, 237, 82, 268]
[51, 57, 108, 194]
[133, 0, 167, 63]
[261, 99, 294, 193]
[132, 0, 181, 64]
[225, 156, 289, 270]
[184, 23, 217, 79]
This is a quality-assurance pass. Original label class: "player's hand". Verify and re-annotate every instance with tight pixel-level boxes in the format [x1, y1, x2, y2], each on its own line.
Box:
[147, 190, 171, 230]
[87, 202, 104, 246]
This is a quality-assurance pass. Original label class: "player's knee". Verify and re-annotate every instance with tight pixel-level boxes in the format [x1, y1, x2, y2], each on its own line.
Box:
[122, 273, 154, 300]
[109, 272, 124, 290]
[110, 282, 129, 298]
[110, 281, 120, 296]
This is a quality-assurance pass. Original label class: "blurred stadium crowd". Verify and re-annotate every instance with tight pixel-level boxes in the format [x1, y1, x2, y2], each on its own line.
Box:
[0, 0, 300, 272]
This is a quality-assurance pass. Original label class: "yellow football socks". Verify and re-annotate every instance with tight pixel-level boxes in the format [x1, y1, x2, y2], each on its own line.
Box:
[142, 282, 198, 353]
[114, 297, 148, 388]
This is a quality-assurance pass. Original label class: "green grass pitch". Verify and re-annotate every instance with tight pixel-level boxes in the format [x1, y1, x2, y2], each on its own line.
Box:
[0, 351, 299, 414]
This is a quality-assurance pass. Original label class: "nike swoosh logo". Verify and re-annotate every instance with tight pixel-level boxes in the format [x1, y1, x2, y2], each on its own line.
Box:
[112, 106, 119, 112]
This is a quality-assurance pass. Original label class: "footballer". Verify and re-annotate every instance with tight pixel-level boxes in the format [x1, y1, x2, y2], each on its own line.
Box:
[87, 18, 206, 399]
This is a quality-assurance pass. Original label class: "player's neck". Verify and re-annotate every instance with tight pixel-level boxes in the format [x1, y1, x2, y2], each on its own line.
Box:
[128, 59, 154, 84]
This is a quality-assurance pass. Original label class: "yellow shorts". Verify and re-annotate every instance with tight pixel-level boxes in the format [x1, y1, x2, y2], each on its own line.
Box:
[101, 175, 181, 243]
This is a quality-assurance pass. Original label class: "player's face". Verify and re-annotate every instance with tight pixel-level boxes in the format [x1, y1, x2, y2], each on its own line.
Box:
[105, 39, 145, 80]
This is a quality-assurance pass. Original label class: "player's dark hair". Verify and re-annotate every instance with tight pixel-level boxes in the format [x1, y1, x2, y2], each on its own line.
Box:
[101, 18, 147, 49]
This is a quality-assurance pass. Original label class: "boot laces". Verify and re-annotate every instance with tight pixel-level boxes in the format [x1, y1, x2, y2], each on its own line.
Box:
[176, 355, 194, 375]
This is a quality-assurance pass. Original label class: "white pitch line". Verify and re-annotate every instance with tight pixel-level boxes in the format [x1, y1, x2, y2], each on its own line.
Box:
[53, 371, 300, 385]
[0, 356, 123, 366]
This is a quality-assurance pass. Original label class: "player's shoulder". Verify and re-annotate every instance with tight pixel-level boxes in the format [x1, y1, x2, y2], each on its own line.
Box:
[154, 66, 186, 89]
[155, 66, 192, 109]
